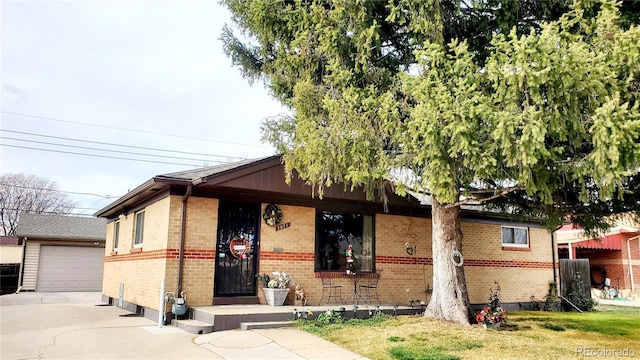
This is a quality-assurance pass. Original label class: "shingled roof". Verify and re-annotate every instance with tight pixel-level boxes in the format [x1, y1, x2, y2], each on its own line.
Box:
[16, 213, 106, 241]
[95, 156, 281, 218]
[155, 156, 274, 182]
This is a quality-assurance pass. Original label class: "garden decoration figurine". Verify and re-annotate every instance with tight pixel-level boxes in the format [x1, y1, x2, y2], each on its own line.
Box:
[345, 244, 354, 274]
[476, 306, 506, 329]
[405, 237, 416, 256]
[294, 284, 307, 306]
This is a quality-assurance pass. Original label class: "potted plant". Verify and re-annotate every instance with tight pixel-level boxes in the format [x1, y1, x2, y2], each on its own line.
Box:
[258, 271, 293, 306]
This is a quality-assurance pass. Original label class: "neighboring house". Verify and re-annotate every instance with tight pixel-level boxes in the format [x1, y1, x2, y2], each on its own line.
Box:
[15, 213, 107, 292]
[0, 236, 22, 264]
[556, 220, 640, 297]
[95, 156, 555, 320]
[0, 236, 22, 294]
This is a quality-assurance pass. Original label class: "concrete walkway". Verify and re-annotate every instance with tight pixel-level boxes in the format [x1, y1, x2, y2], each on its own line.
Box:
[195, 328, 367, 360]
[0, 292, 367, 360]
[595, 297, 640, 308]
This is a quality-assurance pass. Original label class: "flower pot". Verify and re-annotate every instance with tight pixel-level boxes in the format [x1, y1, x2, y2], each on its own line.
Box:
[263, 288, 290, 306]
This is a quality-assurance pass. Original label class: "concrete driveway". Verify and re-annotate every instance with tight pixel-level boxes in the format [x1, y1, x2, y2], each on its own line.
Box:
[0, 292, 367, 360]
[0, 292, 214, 359]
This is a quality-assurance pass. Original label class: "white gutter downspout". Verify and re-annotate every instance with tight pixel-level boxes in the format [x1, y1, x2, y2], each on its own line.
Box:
[628, 235, 638, 293]
[16, 236, 27, 293]
[568, 242, 573, 260]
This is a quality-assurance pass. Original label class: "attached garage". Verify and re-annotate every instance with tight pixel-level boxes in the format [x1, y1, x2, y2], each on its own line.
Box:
[37, 246, 104, 291]
[16, 213, 106, 292]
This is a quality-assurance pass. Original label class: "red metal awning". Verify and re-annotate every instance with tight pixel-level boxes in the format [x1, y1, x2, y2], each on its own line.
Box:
[558, 233, 626, 250]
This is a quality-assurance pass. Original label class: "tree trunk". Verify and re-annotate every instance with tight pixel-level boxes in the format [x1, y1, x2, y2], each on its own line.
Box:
[424, 197, 475, 325]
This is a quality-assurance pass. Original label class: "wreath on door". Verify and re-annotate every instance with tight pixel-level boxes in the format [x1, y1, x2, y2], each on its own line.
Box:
[230, 237, 251, 259]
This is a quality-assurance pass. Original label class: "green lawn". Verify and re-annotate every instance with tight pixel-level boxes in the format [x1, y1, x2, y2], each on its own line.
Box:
[297, 305, 640, 360]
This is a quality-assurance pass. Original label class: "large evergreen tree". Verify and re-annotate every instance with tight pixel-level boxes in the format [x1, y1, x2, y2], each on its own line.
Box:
[221, 0, 640, 324]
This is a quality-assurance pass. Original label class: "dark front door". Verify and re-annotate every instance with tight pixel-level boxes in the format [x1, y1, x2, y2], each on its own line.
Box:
[214, 200, 260, 297]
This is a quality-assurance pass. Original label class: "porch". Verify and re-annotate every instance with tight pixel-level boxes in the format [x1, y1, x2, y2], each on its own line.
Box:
[180, 303, 427, 334]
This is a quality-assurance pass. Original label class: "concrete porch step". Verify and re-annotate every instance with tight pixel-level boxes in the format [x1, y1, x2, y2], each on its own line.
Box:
[240, 320, 295, 331]
[172, 319, 214, 334]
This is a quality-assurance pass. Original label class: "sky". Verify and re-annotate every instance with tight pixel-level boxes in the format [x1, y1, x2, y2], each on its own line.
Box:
[1, 1, 288, 216]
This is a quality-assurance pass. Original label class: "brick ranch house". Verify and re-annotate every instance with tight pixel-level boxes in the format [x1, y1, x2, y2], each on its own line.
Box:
[95, 156, 556, 320]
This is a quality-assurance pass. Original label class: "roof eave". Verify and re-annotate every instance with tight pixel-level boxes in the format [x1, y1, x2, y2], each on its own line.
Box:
[94, 179, 156, 217]
[199, 155, 281, 185]
[93, 177, 193, 218]
[93, 158, 281, 218]
[20, 236, 106, 242]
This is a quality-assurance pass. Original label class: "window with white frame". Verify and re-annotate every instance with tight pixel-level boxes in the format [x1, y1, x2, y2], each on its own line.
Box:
[133, 211, 145, 247]
[113, 221, 120, 251]
[501, 226, 529, 247]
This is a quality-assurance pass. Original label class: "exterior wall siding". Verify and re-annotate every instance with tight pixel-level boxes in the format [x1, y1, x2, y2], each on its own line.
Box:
[103, 199, 554, 311]
[258, 204, 316, 305]
[374, 214, 431, 306]
[0, 245, 22, 263]
[103, 257, 168, 309]
[461, 221, 553, 302]
[22, 242, 40, 291]
[139, 196, 171, 252]
[180, 197, 218, 306]
[622, 237, 640, 292]
[632, 238, 640, 290]
[103, 196, 173, 310]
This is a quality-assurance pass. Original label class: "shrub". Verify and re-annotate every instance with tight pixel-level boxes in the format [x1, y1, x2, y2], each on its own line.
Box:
[530, 295, 542, 311]
[567, 272, 596, 312]
[543, 282, 560, 311]
[315, 310, 344, 326]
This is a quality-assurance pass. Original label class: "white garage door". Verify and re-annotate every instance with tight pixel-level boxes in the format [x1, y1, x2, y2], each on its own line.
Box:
[37, 246, 104, 292]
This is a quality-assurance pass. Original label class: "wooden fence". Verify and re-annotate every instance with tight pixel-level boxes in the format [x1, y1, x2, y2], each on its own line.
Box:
[559, 258, 591, 310]
[0, 263, 20, 295]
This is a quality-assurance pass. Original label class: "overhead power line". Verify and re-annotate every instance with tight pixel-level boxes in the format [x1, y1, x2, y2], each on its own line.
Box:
[0, 183, 120, 199]
[0, 136, 230, 163]
[1, 144, 204, 167]
[17, 206, 103, 211]
[1, 110, 272, 149]
[9, 209, 98, 217]
[1, 129, 247, 160]
[77, 198, 113, 215]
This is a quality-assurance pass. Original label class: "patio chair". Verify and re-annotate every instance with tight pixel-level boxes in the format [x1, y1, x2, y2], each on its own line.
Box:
[358, 269, 381, 305]
[319, 273, 343, 305]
